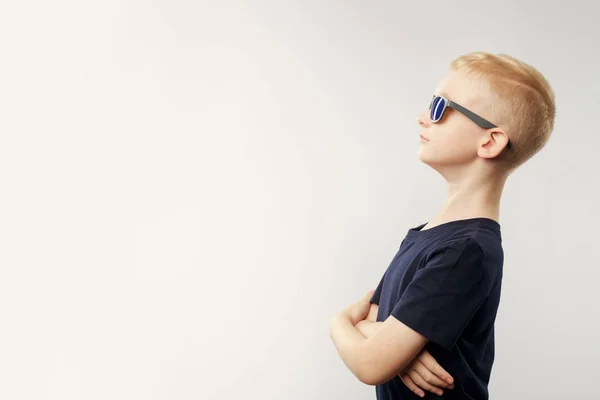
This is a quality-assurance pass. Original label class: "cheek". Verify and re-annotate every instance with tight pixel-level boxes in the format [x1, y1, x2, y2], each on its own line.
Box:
[434, 121, 478, 154]
[427, 128, 456, 153]
[419, 131, 475, 163]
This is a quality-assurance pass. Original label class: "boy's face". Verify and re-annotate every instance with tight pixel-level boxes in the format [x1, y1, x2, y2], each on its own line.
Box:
[417, 70, 495, 171]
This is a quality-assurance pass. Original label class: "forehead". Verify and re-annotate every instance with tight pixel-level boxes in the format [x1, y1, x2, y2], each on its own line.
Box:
[435, 69, 489, 107]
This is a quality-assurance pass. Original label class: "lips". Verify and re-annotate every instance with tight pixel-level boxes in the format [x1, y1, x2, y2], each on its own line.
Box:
[419, 134, 430, 142]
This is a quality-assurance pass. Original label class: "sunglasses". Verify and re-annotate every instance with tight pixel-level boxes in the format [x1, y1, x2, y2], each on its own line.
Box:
[428, 95, 512, 150]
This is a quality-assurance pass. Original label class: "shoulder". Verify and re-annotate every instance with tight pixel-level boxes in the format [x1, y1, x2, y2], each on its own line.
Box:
[427, 236, 486, 263]
[426, 236, 503, 281]
[434, 223, 504, 263]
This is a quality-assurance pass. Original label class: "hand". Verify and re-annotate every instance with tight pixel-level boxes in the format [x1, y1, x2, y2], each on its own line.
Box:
[344, 289, 375, 325]
[399, 349, 454, 398]
[366, 303, 378, 322]
[355, 303, 381, 337]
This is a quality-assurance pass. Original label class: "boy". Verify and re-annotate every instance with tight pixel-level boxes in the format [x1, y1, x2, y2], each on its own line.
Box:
[329, 51, 555, 399]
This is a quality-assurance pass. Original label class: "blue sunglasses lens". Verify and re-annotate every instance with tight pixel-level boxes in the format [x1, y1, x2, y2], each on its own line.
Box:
[430, 96, 446, 122]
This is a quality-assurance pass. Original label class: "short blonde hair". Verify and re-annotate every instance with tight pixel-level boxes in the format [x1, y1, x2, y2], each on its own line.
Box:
[450, 52, 556, 170]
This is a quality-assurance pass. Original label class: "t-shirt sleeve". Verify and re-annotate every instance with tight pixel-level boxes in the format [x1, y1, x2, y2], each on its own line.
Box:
[370, 270, 386, 305]
[390, 238, 496, 350]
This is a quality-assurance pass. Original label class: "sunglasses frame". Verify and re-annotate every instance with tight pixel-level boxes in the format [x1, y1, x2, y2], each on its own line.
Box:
[429, 95, 512, 149]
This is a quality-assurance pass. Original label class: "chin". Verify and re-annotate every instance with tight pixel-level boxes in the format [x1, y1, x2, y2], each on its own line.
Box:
[419, 158, 437, 169]
[418, 150, 448, 171]
[418, 148, 434, 165]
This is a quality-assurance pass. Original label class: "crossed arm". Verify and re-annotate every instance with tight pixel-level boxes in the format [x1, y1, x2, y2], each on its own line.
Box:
[331, 242, 487, 392]
[329, 299, 428, 385]
[330, 301, 454, 395]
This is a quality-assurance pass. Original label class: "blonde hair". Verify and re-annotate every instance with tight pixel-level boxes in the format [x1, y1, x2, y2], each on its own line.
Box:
[450, 52, 556, 170]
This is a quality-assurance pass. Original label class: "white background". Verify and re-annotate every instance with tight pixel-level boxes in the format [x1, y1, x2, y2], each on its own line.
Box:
[2, 1, 598, 399]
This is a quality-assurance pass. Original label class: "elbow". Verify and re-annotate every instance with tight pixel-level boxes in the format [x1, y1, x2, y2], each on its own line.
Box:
[355, 367, 388, 386]
[356, 371, 378, 386]
[353, 356, 392, 386]
[353, 347, 410, 386]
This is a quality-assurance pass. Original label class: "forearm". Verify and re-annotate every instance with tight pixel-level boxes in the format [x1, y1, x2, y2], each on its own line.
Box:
[329, 312, 369, 377]
[356, 320, 383, 338]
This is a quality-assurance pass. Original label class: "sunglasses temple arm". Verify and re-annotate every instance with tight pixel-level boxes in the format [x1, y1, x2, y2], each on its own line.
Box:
[448, 100, 496, 129]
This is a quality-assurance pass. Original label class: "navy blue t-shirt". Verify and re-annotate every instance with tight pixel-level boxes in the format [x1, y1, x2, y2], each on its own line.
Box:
[370, 218, 504, 400]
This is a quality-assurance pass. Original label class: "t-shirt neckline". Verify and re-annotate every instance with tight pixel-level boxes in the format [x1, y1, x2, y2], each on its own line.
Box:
[406, 217, 501, 240]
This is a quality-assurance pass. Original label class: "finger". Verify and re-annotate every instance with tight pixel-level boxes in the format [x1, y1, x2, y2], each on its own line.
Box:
[399, 373, 425, 398]
[408, 370, 444, 397]
[366, 304, 378, 322]
[420, 350, 454, 385]
[414, 360, 452, 388]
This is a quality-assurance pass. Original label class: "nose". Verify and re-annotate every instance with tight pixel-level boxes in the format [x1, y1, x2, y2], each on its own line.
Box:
[417, 110, 431, 128]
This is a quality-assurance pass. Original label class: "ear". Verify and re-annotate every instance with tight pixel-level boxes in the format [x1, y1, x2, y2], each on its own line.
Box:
[477, 128, 510, 159]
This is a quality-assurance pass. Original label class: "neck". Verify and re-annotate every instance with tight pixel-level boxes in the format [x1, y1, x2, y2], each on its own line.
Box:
[428, 172, 507, 228]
